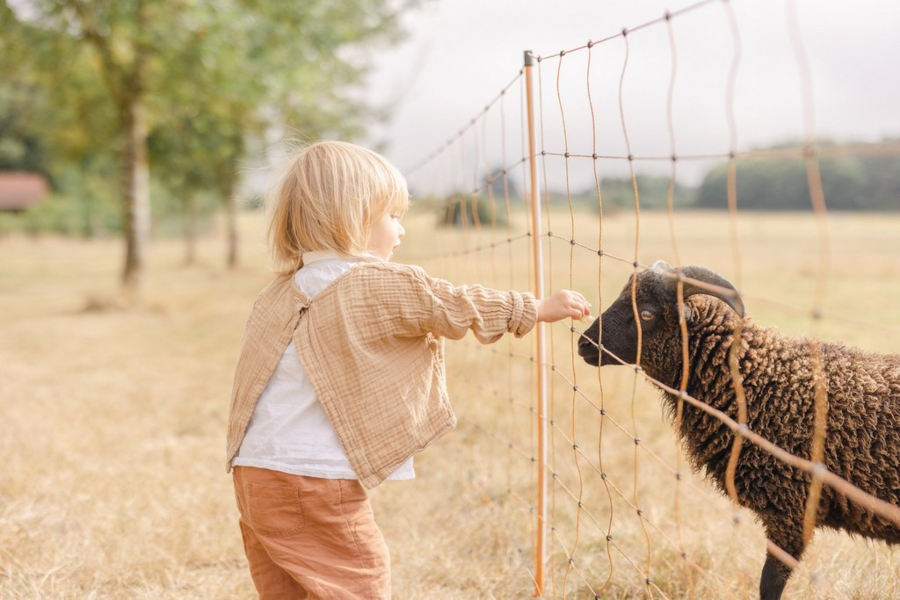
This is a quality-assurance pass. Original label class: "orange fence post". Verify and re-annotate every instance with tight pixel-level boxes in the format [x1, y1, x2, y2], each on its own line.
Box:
[523, 49, 548, 597]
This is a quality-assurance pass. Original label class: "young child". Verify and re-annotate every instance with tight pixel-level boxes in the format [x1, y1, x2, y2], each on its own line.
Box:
[225, 141, 590, 599]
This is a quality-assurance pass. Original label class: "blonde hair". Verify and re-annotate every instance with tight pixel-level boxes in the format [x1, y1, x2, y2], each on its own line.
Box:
[267, 141, 409, 273]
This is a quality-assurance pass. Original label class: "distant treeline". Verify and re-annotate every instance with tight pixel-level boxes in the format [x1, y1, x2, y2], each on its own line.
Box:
[434, 141, 900, 219]
[695, 144, 900, 210]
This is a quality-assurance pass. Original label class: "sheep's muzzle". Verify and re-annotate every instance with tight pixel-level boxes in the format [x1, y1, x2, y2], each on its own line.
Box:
[577, 320, 601, 366]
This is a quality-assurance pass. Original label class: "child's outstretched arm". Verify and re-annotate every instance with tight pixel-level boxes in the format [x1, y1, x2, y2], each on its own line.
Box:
[388, 265, 590, 343]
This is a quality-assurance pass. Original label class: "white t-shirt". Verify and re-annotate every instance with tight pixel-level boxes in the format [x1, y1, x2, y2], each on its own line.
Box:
[232, 250, 415, 480]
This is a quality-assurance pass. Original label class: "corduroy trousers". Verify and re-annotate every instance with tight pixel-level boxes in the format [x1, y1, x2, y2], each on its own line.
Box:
[232, 466, 390, 599]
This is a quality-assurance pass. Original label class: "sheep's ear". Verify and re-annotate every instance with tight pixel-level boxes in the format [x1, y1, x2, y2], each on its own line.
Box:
[682, 304, 694, 324]
[650, 260, 674, 273]
[669, 266, 745, 317]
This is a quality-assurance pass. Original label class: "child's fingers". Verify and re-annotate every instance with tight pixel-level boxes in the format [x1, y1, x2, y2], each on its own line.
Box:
[567, 295, 591, 320]
[570, 291, 591, 319]
[570, 303, 587, 319]
[579, 301, 592, 320]
[545, 290, 591, 322]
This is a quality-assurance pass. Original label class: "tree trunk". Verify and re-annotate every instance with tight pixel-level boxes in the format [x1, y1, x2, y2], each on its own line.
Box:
[121, 96, 150, 291]
[184, 193, 196, 265]
[225, 183, 238, 269]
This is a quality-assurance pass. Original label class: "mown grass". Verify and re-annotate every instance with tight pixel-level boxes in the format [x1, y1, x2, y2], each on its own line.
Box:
[1, 207, 897, 599]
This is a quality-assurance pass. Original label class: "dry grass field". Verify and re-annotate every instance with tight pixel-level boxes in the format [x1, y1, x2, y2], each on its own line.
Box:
[1, 207, 898, 599]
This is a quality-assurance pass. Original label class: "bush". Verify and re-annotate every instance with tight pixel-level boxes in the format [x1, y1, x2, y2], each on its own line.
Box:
[0, 212, 21, 237]
[20, 194, 85, 236]
[438, 194, 510, 228]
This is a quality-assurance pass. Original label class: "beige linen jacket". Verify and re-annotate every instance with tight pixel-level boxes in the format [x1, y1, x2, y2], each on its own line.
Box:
[226, 261, 538, 488]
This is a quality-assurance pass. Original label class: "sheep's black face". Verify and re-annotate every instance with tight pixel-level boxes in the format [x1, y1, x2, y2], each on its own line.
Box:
[580, 264, 743, 390]
[578, 271, 684, 384]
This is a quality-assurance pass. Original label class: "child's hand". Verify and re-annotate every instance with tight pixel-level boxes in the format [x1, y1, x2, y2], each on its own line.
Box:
[537, 290, 592, 323]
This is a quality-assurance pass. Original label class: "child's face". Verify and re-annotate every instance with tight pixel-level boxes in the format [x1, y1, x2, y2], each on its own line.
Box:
[367, 212, 405, 260]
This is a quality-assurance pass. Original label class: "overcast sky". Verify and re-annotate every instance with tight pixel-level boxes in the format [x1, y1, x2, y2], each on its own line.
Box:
[359, 0, 900, 193]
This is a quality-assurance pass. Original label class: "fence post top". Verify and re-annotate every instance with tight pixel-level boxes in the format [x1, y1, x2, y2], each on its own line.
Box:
[523, 50, 535, 66]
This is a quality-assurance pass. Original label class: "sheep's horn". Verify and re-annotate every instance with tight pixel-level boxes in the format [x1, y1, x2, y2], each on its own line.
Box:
[653, 262, 745, 317]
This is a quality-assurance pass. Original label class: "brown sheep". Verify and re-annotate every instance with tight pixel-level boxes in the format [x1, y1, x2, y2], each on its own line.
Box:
[577, 261, 900, 600]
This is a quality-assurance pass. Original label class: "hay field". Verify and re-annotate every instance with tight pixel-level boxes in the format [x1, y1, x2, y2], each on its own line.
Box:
[1, 208, 898, 599]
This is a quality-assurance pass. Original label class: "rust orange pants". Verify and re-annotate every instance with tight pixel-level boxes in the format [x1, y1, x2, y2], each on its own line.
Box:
[232, 466, 390, 599]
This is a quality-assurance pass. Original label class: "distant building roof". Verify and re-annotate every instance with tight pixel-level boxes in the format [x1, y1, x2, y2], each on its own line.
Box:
[0, 172, 49, 211]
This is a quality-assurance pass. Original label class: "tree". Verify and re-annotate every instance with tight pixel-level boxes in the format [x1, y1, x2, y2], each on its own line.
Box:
[1, 2, 123, 236]
[3, 0, 414, 290]
[1, 0, 171, 290]
[166, 1, 410, 268]
[147, 111, 221, 264]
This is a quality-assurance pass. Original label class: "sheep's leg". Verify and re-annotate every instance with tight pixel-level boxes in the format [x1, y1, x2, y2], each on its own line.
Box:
[759, 550, 791, 600]
[759, 528, 806, 600]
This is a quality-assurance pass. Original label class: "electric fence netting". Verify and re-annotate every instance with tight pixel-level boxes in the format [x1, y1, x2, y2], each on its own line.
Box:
[398, 1, 899, 597]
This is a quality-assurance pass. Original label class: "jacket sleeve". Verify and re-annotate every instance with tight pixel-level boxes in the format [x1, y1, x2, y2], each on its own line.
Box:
[391, 264, 538, 343]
